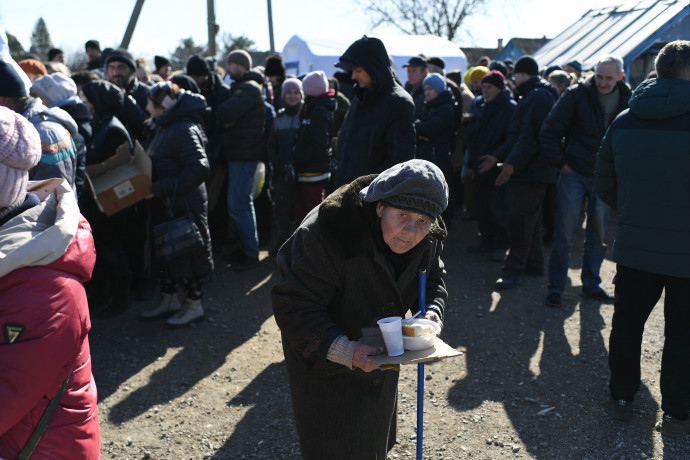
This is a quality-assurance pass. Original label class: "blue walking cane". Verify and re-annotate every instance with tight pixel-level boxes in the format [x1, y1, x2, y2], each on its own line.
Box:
[416, 269, 426, 460]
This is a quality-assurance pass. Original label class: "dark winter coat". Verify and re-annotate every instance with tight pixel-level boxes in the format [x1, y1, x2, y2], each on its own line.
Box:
[292, 93, 336, 179]
[149, 91, 213, 280]
[268, 103, 302, 186]
[216, 74, 266, 162]
[333, 90, 350, 135]
[541, 76, 631, 177]
[333, 37, 416, 188]
[118, 76, 150, 144]
[272, 174, 447, 459]
[197, 72, 231, 162]
[415, 89, 455, 163]
[504, 76, 558, 183]
[595, 77, 690, 278]
[82, 80, 133, 165]
[404, 81, 426, 118]
[465, 88, 518, 174]
[56, 99, 92, 199]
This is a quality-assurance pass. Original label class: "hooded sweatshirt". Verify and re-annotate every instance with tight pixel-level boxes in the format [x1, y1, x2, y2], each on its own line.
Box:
[333, 36, 416, 187]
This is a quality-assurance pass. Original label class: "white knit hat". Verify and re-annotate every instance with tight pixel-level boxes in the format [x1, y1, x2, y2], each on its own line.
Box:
[0, 106, 42, 208]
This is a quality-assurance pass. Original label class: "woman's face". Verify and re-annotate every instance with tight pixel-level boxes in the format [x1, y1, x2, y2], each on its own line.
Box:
[376, 203, 432, 254]
[146, 99, 165, 118]
[283, 88, 302, 107]
[423, 85, 438, 102]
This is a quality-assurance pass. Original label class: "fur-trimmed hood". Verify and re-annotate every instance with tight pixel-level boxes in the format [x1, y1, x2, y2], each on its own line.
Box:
[317, 174, 447, 260]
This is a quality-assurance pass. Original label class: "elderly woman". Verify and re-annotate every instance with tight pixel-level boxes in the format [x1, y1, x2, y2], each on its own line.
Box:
[272, 159, 449, 459]
[138, 81, 213, 328]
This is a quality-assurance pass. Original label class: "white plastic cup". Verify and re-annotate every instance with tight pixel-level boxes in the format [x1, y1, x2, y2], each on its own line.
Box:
[377, 316, 404, 357]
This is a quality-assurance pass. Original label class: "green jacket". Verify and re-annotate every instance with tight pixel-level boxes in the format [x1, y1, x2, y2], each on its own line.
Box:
[595, 78, 690, 278]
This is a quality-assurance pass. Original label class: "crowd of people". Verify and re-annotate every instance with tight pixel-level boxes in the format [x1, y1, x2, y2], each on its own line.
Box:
[1, 28, 688, 458]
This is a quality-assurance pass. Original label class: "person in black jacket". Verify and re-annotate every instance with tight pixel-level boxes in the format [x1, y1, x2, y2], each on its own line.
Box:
[332, 36, 416, 189]
[415, 73, 456, 224]
[291, 70, 336, 224]
[78, 79, 136, 316]
[104, 49, 150, 147]
[494, 56, 558, 290]
[541, 54, 632, 308]
[403, 56, 428, 118]
[139, 82, 213, 327]
[185, 55, 232, 247]
[465, 70, 517, 261]
[216, 50, 266, 271]
[267, 78, 304, 254]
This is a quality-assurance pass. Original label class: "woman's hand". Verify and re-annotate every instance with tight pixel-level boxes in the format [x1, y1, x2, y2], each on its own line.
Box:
[352, 344, 383, 372]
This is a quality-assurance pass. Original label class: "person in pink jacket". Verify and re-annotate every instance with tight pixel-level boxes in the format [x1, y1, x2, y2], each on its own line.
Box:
[0, 106, 100, 459]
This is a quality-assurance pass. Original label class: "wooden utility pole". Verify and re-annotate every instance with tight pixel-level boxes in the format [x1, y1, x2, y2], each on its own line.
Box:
[120, 0, 146, 50]
[207, 0, 218, 56]
[267, 0, 275, 53]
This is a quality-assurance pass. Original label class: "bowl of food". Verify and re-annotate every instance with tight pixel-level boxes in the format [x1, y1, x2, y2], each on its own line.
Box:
[401, 318, 439, 351]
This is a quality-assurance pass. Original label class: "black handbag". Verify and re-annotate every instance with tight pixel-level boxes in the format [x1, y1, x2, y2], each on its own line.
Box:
[152, 184, 204, 262]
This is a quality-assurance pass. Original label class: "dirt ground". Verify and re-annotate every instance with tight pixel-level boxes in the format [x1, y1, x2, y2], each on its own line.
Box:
[91, 213, 689, 459]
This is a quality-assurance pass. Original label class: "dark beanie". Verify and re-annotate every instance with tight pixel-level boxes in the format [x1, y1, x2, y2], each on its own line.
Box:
[105, 49, 136, 72]
[171, 74, 201, 94]
[427, 56, 445, 69]
[48, 48, 64, 61]
[226, 49, 252, 70]
[264, 55, 285, 77]
[245, 69, 264, 86]
[359, 159, 449, 221]
[154, 55, 170, 71]
[481, 70, 505, 90]
[85, 40, 100, 51]
[186, 55, 211, 77]
[514, 56, 539, 76]
[0, 61, 29, 98]
[488, 60, 508, 78]
[544, 64, 562, 78]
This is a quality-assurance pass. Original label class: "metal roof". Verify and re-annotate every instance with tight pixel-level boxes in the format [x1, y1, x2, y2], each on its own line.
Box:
[533, 0, 689, 70]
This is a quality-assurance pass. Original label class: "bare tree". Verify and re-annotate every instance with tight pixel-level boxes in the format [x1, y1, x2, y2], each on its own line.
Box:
[358, 0, 487, 42]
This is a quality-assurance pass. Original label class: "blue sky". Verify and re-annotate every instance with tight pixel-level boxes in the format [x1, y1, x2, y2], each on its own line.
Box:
[1, 0, 602, 61]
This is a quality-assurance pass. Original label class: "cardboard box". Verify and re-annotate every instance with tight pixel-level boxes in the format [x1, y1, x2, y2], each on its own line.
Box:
[359, 327, 462, 366]
[85, 141, 152, 216]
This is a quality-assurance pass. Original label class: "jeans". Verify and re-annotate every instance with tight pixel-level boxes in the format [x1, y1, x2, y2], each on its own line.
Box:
[609, 265, 690, 417]
[548, 171, 610, 294]
[227, 161, 259, 258]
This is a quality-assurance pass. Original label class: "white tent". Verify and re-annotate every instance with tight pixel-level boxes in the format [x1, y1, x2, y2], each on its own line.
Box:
[280, 34, 468, 85]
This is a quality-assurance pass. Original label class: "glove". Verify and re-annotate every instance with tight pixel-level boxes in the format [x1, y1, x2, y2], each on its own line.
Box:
[424, 309, 443, 336]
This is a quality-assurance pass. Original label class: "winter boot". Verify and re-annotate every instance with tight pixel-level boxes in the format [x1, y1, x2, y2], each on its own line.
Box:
[165, 298, 205, 328]
[139, 292, 182, 321]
